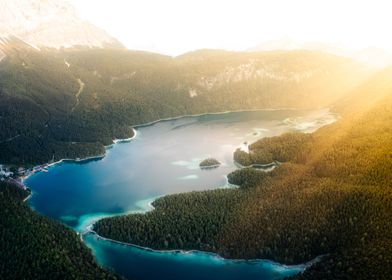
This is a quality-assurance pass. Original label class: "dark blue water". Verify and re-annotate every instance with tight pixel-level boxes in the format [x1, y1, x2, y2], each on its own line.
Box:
[25, 109, 335, 280]
[84, 233, 306, 280]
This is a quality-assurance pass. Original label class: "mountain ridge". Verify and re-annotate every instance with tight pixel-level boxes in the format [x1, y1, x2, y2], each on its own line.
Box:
[249, 38, 392, 69]
[0, 0, 123, 50]
[0, 44, 370, 166]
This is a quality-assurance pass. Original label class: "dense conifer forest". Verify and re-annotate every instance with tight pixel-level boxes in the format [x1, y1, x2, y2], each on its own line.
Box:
[95, 68, 392, 280]
[0, 43, 368, 165]
[199, 158, 221, 168]
[0, 181, 120, 279]
[1, 42, 391, 280]
[2, 2, 392, 279]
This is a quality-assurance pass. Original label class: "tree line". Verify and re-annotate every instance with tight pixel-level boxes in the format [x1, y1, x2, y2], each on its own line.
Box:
[0, 181, 122, 280]
[95, 72, 392, 280]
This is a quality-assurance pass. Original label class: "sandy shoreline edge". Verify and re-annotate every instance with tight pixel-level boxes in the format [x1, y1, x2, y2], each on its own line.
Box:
[133, 107, 303, 128]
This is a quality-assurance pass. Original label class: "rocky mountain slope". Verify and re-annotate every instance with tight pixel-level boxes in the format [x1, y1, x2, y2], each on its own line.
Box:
[0, 0, 123, 49]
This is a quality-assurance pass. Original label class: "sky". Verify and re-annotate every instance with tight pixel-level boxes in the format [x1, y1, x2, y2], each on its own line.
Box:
[70, 0, 392, 56]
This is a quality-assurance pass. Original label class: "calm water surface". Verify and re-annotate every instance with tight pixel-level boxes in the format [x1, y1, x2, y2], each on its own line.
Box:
[25, 109, 335, 280]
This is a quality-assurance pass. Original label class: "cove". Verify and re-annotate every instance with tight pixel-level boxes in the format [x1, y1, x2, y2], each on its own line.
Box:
[25, 109, 336, 280]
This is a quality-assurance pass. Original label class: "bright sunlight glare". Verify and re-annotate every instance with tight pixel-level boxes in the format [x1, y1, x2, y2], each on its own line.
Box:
[70, 0, 392, 56]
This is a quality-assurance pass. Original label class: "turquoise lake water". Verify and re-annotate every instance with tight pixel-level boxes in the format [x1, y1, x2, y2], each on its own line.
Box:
[25, 109, 335, 280]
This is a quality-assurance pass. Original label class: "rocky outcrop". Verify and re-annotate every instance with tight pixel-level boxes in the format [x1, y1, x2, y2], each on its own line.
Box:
[0, 0, 123, 49]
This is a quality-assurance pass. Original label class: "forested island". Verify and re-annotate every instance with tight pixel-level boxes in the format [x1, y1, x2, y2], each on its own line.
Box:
[2, 2, 391, 280]
[0, 36, 390, 280]
[0, 180, 120, 279]
[199, 158, 221, 169]
[94, 68, 392, 280]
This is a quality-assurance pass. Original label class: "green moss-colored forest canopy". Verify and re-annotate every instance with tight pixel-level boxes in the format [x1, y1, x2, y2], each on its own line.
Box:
[0, 181, 120, 280]
[234, 132, 313, 166]
[0, 44, 369, 165]
[199, 158, 221, 168]
[95, 68, 392, 280]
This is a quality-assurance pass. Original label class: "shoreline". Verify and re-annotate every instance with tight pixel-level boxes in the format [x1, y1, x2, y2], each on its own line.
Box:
[82, 195, 159, 234]
[84, 228, 322, 271]
[233, 159, 280, 170]
[199, 164, 221, 169]
[133, 107, 312, 129]
[23, 193, 32, 202]
[14, 107, 284, 185]
[10, 106, 328, 186]
[20, 128, 138, 187]
[12, 107, 334, 276]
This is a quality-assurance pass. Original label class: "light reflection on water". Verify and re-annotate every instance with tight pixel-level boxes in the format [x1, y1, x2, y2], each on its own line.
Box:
[25, 109, 335, 280]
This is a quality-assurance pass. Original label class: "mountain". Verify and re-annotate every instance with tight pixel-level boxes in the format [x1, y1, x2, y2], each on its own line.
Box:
[0, 45, 370, 165]
[249, 39, 392, 69]
[0, 0, 123, 49]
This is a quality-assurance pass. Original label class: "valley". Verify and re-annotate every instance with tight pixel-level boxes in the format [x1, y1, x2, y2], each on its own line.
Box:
[0, 1, 391, 279]
[1, 47, 390, 280]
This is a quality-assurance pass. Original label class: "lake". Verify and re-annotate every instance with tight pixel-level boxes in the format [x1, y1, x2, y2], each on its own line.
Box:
[25, 109, 335, 280]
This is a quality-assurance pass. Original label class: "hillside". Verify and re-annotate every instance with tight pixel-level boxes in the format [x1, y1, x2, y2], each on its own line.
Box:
[0, 180, 120, 279]
[94, 68, 392, 280]
[249, 39, 392, 69]
[0, 44, 369, 165]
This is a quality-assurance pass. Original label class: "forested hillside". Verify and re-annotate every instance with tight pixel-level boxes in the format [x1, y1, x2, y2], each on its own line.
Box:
[95, 68, 392, 280]
[0, 41, 369, 165]
[0, 181, 120, 279]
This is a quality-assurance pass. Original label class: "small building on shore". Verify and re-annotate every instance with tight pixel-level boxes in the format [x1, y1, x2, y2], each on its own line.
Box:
[0, 165, 13, 178]
[17, 167, 26, 176]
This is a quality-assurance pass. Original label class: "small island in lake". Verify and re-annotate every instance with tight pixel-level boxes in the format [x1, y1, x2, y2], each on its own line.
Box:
[199, 158, 221, 169]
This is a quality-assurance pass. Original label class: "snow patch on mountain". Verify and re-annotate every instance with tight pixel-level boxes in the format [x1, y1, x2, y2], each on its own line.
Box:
[0, 0, 123, 49]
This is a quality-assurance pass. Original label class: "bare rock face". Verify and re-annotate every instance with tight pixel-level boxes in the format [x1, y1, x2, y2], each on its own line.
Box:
[0, 0, 123, 49]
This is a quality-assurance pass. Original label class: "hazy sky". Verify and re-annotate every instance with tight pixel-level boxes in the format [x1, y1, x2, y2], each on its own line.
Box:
[70, 0, 392, 56]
